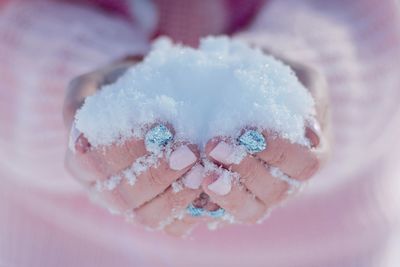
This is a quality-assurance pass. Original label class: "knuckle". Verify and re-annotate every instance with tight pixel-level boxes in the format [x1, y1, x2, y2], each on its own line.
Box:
[242, 205, 268, 224]
[136, 212, 157, 228]
[270, 149, 286, 166]
[167, 192, 187, 210]
[148, 167, 168, 186]
[237, 159, 256, 184]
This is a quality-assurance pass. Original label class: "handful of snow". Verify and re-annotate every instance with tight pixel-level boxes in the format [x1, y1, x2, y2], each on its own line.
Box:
[74, 36, 315, 148]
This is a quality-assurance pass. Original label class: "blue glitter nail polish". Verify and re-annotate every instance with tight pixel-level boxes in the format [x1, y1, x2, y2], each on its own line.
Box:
[207, 208, 225, 218]
[144, 124, 173, 152]
[238, 130, 267, 153]
[186, 203, 204, 217]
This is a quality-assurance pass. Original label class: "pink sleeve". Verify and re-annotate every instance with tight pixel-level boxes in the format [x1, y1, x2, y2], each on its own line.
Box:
[0, 0, 9, 9]
[70, 0, 132, 18]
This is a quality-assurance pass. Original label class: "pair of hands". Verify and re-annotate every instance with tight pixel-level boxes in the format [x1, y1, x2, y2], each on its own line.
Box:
[63, 55, 330, 237]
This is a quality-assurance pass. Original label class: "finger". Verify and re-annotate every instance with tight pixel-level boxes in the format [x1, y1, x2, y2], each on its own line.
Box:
[135, 184, 201, 229]
[68, 121, 176, 184]
[201, 170, 267, 223]
[205, 128, 320, 181]
[87, 187, 132, 214]
[164, 207, 224, 237]
[70, 122, 200, 211]
[66, 130, 148, 214]
[84, 143, 199, 214]
[206, 139, 296, 206]
[117, 143, 200, 209]
[164, 214, 232, 237]
[164, 196, 234, 236]
[256, 131, 320, 181]
[305, 118, 322, 148]
[69, 122, 175, 184]
[205, 137, 247, 167]
[163, 216, 203, 237]
[69, 128, 147, 184]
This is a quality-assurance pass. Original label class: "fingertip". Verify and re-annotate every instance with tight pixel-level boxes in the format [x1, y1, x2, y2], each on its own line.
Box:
[162, 122, 176, 136]
[168, 144, 199, 171]
[305, 118, 322, 148]
[164, 219, 198, 238]
[146, 121, 176, 136]
[68, 122, 90, 154]
[207, 139, 246, 166]
[201, 173, 219, 196]
[205, 137, 222, 155]
[237, 129, 266, 154]
[144, 122, 174, 153]
[185, 143, 201, 159]
[297, 155, 320, 180]
[201, 172, 219, 188]
[202, 172, 232, 196]
[75, 134, 91, 154]
[183, 165, 205, 189]
[208, 141, 233, 164]
[305, 126, 320, 148]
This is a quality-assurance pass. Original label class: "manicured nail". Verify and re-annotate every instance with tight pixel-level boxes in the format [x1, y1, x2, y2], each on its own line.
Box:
[145, 124, 173, 153]
[209, 141, 236, 164]
[183, 165, 204, 189]
[208, 173, 232, 196]
[238, 130, 266, 153]
[186, 203, 205, 217]
[169, 145, 197, 171]
[76, 135, 91, 153]
[69, 122, 90, 153]
[305, 118, 321, 148]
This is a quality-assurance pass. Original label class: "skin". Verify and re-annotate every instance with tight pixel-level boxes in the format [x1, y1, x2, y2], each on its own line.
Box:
[63, 54, 331, 237]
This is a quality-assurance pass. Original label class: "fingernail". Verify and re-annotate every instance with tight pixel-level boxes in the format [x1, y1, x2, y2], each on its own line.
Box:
[183, 165, 204, 189]
[209, 141, 236, 164]
[186, 203, 205, 217]
[305, 118, 321, 148]
[145, 124, 173, 153]
[238, 130, 266, 153]
[208, 173, 232, 196]
[69, 122, 90, 153]
[169, 145, 197, 171]
[76, 135, 91, 153]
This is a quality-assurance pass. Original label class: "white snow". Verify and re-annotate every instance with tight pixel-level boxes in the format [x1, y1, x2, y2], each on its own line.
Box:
[75, 36, 315, 149]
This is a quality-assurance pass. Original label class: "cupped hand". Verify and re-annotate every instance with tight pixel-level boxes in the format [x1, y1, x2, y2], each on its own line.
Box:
[173, 58, 331, 231]
[64, 59, 209, 236]
[195, 59, 331, 228]
[63, 55, 330, 237]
